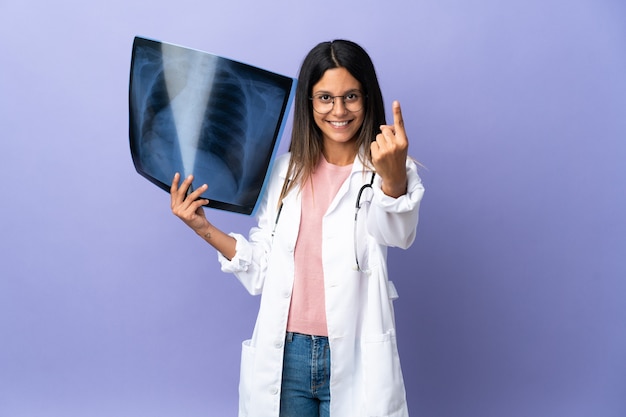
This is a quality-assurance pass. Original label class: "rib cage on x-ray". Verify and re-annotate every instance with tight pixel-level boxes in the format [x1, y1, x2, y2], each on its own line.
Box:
[199, 66, 247, 190]
[129, 37, 295, 214]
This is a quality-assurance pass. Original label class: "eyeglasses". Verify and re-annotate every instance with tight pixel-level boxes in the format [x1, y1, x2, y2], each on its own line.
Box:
[309, 91, 365, 114]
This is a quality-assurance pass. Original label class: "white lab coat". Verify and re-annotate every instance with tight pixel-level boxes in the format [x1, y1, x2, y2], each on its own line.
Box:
[219, 152, 424, 417]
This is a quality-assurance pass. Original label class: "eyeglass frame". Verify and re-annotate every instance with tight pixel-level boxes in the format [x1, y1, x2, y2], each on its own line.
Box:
[309, 90, 366, 114]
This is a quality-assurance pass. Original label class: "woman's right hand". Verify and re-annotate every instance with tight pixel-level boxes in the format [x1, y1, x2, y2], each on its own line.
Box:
[170, 173, 211, 235]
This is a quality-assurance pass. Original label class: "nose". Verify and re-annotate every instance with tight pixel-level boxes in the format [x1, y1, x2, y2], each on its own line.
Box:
[331, 97, 348, 115]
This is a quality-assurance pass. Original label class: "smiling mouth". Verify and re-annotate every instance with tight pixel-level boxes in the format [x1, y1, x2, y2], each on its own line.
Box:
[328, 120, 351, 127]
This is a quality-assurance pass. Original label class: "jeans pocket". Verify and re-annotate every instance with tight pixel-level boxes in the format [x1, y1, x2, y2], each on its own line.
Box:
[239, 339, 256, 417]
[362, 330, 407, 416]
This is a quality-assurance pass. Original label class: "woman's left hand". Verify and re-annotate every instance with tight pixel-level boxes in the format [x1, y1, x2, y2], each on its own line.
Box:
[371, 100, 409, 198]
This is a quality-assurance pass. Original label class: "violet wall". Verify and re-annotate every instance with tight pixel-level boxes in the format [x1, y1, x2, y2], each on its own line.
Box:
[1, 0, 625, 416]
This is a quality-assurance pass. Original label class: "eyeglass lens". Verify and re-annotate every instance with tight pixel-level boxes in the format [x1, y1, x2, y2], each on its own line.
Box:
[311, 92, 363, 113]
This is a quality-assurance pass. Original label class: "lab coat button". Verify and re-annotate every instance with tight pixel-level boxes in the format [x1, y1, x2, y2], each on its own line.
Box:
[270, 386, 279, 395]
[275, 341, 284, 349]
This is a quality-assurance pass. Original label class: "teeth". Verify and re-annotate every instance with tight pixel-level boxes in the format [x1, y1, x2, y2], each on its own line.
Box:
[330, 121, 349, 127]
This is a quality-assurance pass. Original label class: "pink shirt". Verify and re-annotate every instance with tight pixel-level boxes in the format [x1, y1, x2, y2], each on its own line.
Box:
[286, 156, 353, 337]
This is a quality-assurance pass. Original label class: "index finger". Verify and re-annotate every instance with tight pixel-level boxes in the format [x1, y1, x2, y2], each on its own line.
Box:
[171, 173, 193, 199]
[170, 172, 181, 194]
[392, 100, 406, 136]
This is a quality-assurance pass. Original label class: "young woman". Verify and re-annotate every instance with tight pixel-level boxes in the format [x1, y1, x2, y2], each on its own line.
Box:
[170, 39, 425, 417]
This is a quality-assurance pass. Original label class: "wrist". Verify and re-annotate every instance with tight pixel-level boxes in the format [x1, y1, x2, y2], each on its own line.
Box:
[195, 223, 214, 240]
[381, 179, 408, 198]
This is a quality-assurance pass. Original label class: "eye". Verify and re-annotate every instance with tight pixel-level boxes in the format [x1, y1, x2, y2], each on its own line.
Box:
[344, 92, 360, 102]
[316, 94, 332, 103]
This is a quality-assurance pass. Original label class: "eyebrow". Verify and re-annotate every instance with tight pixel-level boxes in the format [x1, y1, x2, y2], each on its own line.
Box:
[312, 88, 361, 95]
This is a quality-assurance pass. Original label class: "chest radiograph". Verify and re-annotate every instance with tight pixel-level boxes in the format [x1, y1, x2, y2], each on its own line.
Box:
[129, 37, 295, 214]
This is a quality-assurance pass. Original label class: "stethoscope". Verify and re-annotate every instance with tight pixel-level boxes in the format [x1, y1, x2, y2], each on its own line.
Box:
[353, 172, 376, 271]
[271, 171, 376, 272]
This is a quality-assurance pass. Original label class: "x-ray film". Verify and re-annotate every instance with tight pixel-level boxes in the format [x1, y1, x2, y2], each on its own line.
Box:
[129, 36, 296, 215]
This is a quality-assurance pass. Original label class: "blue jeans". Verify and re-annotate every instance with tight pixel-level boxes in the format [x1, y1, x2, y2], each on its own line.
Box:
[280, 332, 331, 417]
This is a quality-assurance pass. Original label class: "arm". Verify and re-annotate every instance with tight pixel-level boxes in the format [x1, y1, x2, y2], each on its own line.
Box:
[170, 155, 287, 295]
[368, 101, 425, 248]
[368, 161, 424, 249]
[170, 172, 237, 260]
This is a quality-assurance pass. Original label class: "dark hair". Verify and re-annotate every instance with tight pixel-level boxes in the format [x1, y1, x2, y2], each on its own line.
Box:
[279, 39, 386, 202]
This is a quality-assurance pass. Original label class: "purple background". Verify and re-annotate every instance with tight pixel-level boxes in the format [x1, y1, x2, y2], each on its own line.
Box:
[1, 1, 625, 416]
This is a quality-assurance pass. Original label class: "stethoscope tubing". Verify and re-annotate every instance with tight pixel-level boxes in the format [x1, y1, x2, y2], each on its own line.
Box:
[272, 171, 376, 271]
[353, 172, 376, 271]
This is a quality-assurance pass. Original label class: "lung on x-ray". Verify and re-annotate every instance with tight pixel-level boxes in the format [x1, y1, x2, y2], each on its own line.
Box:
[129, 36, 296, 215]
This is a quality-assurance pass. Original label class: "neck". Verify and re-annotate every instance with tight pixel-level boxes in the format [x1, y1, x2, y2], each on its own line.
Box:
[322, 141, 357, 166]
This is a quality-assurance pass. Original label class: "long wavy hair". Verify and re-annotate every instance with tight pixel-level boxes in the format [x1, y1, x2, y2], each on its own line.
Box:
[278, 40, 386, 204]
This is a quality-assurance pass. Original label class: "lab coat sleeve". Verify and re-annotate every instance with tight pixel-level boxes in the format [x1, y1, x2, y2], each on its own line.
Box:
[216, 229, 270, 296]
[215, 155, 287, 295]
[368, 158, 425, 249]
[216, 204, 273, 296]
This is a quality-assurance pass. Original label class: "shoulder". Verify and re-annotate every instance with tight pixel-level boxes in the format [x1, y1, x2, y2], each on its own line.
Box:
[263, 153, 292, 195]
[275, 152, 291, 169]
[269, 153, 291, 181]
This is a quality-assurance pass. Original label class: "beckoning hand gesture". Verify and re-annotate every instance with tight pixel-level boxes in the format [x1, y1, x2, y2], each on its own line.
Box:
[370, 101, 409, 198]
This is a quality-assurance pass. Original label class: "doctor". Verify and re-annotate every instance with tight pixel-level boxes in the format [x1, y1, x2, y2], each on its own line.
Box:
[170, 39, 425, 417]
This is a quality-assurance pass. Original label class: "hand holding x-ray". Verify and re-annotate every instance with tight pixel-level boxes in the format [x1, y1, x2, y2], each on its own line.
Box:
[170, 173, 210, 234]
[170, 172, 238, 260]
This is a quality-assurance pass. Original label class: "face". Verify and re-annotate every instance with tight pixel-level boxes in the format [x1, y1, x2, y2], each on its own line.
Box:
[311, 67, 365, 149]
